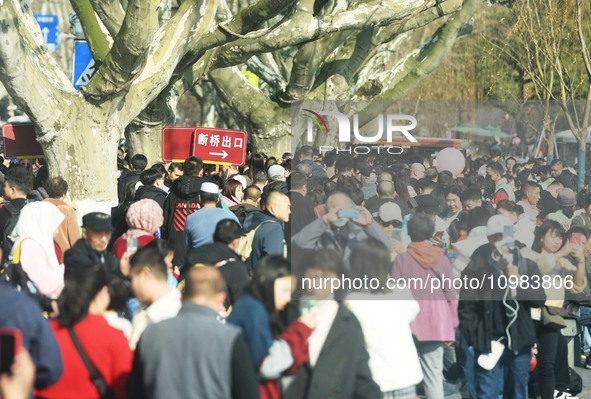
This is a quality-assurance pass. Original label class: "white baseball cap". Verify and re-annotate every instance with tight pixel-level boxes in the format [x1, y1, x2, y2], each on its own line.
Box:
[268, 165, 285, 180]
[378, 202, 402, 223]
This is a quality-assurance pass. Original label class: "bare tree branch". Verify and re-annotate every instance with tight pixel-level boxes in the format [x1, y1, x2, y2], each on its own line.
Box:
[245, 56, 288, 92]
[90, 0, 125, 37]
[356, 0, 483, 126]
[115, 0, 219, 126]
[210, 66, 279, 124]
[282, 0, 352, 102]
[213, 0, 445, 68]
[85, 0, 161, 93]
[0, 0, 78, 135]
[375, 0, 463, 43]
[174, 0, 297, 79]
[69, 0, 113, 61]
[576, 0, 591, 133]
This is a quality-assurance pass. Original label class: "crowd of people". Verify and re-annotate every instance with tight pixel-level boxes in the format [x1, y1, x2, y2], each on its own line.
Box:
[1, 142, 591, 399]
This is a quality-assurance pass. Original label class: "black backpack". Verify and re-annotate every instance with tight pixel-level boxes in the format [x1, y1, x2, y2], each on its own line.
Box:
[0, 202, 23, 263]
[569, 367, 583, 395]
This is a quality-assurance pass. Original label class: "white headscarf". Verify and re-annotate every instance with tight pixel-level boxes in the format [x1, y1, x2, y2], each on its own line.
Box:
[10, 201, 65, 269]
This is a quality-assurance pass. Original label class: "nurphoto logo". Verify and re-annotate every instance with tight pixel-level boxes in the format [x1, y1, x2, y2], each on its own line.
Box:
[302, 109, 418, 154]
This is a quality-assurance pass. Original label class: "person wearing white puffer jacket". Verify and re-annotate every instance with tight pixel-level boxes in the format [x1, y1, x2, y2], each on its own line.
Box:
[345, 238, 423, 399]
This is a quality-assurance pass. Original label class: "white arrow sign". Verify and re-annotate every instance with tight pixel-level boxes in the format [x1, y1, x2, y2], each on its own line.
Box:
[41, 27, 50, 43]
[210, 150, 228, 159]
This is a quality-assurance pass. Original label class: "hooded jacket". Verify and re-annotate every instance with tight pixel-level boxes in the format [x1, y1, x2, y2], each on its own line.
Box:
[392, 248, 458, 342]
[162, 176, 207, 265]
[134, 185, 167, 209]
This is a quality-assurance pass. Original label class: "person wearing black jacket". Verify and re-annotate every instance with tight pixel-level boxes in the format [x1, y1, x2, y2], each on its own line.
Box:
[162, 156, 208, 266]
[64, 212, 122, 280]
[550, 159, 578, 192]
[0, 166, 30, 261]
[184, 219, 249, 309]
[287, 172, 315, 236]
[134, 168, 167, 209]
[261, 165, 287, 208]
[164, 162, 183, 189]
[538, 181, 563, 220]
[458, 215, 545, 399]
[230, 185, 261, 226]
[283, 302, 381, 399]
[117, 154, 148, 202]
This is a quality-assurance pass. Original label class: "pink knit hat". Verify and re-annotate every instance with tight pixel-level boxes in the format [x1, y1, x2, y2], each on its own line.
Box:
[125, 199, 163, 234]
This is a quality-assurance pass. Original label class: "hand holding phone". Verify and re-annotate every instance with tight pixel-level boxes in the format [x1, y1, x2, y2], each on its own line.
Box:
[0, 349, 35, 399]
[0, 328, 23, 375]
[337, 208, 360, 220]
[126, 238, 138, 256]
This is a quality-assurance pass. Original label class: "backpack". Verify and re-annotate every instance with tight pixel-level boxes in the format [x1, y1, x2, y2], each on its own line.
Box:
[235, 220, 279, 273]
[569, 367, 583, 395]
[1, 202, 23, 263]
[0, 239, 53, 312]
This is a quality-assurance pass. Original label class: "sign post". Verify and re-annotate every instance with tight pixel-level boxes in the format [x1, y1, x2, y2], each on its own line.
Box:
[34, 14, 59, 52]
[162, 127, 248, 166]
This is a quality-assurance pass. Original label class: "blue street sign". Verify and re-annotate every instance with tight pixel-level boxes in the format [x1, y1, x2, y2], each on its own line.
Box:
[72, 41, 96, 89]
[34, 14, 59, 52]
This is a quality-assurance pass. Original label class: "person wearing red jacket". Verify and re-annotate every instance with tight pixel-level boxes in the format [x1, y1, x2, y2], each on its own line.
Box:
[228, 255, 316, 399]
[36, 265, 133, 399]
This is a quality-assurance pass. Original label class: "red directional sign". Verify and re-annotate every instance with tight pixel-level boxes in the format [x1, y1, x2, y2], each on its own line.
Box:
[192, 127, 247, 166]
[2, 123, 44, 159]
[162, 126, 248, 165]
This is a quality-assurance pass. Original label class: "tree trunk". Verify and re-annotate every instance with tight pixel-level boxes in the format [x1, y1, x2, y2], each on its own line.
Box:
[125, 91, 179, 165]
[40, 117, 120, 214]
[546, 128, 555, 163]
[578, 139, 586, 191]
[250, 120, 292, 157]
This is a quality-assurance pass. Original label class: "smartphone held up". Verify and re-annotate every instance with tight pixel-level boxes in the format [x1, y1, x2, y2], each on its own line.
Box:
[0, 327, 23, 375]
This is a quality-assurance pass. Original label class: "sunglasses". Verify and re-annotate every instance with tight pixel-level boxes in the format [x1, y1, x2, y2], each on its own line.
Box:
[379, 219, 403, 228]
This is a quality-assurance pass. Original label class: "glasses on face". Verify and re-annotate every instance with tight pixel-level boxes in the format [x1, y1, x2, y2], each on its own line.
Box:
[379, 218, 403, 228]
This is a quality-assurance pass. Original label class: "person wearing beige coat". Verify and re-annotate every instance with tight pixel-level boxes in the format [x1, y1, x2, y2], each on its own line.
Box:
[43, 177, 81, 253]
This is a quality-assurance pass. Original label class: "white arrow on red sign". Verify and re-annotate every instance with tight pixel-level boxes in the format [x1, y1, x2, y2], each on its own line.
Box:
[210, 150, 228, 159]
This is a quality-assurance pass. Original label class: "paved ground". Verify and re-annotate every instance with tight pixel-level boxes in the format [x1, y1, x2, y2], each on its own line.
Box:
[418, 365, 591, 398]
[578, 365, 591, 398]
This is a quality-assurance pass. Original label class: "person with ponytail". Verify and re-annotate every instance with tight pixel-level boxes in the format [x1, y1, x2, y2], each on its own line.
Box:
[36, 265, 132, 399]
